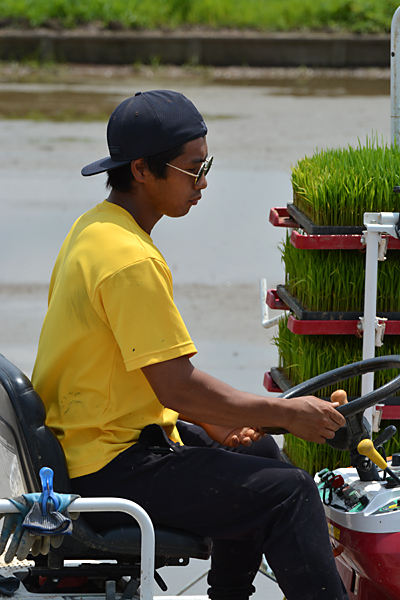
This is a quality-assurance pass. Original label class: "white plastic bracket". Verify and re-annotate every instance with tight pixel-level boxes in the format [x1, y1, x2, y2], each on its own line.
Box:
[372, 404, 384, 433]
[357, 316, 387, 347]
[378, 235, 388, 261]
[375, 317, 387, 347]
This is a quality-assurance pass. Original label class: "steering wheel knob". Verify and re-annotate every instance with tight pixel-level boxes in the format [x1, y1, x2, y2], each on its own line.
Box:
[330, 390, 348, 406]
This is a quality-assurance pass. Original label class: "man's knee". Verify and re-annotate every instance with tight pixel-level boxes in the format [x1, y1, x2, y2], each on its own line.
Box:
[260, 465, 322, 517]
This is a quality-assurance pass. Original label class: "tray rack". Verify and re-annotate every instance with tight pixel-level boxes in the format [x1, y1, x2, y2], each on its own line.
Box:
[265, 204, 400, 418]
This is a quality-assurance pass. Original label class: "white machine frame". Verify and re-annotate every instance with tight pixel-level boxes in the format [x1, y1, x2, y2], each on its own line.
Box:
[0, 498, 210, 600]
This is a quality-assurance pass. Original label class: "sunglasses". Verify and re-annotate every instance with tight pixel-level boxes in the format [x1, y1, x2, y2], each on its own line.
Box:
[166, 156, 213, 184]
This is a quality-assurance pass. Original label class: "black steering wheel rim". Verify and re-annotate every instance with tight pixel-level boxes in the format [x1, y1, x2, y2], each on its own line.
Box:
[279, 355, 400, 417]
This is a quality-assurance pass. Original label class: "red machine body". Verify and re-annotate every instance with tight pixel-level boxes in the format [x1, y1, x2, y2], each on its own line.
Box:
[316, 465, 400, 600]
[330, 520, 400, 599]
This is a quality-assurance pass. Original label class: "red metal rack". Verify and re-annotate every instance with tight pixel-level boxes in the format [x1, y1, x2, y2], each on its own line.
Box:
[267, 206, 400, 336]
[287, 314, 400, 336]
[265, 205, 400, 409]
[266, 288, 400, 335]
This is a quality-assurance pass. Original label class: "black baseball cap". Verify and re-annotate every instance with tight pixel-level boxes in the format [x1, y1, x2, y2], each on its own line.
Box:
[81, 90, 208, 176]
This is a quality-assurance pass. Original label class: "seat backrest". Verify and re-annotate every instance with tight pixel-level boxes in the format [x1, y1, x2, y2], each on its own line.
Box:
[0, 353, 71, 496]
[0, 353, 137, 559]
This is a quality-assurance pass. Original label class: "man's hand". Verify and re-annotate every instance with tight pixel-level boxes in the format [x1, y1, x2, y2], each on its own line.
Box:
[282, 396, 346, 444]
[201, 424, 265, 447]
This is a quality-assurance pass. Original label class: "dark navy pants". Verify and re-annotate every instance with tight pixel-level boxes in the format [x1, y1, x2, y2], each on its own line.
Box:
[71, 422, 347, 600]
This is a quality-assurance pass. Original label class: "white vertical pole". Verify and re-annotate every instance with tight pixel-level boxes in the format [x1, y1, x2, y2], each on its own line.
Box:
[361, 230, 380, 425]
[391, 7, 400, 146]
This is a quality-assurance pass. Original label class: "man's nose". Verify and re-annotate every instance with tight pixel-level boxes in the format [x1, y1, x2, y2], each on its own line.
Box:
[194, 173, 208, 190]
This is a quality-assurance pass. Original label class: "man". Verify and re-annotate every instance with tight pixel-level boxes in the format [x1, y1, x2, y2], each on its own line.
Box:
[32, 90, 348, 600]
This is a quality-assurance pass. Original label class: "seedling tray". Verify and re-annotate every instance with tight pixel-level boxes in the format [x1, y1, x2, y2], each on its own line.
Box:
[264, 367, 292, 393]
[265, 368, 400, 419]
[269, 207, 298, 228]
[266, 288, 289, 311]
[276, 285, 400, 322]
[286, 203, 365, 235]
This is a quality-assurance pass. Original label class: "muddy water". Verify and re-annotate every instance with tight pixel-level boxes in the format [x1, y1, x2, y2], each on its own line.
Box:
[0, 66, 390, 119]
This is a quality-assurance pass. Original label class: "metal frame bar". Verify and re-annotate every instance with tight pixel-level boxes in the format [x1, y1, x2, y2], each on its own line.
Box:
[361, 213, 400, 426]
[0, 497, 155, 600]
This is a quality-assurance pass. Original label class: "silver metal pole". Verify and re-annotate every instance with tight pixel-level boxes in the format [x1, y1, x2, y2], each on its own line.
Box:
[391, 7, 400, 146]
[361, 230, 379, 406]
[361, 213, 400, 429]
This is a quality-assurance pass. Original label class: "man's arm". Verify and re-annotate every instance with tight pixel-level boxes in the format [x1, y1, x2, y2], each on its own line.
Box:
[142, 355, 346, 444]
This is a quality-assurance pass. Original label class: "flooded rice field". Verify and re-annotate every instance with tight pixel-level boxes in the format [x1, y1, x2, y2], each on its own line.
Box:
[0, 63, 390, 118]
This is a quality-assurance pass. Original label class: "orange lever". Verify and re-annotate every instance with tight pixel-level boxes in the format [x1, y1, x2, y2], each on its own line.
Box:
[331, 389, 348, 406]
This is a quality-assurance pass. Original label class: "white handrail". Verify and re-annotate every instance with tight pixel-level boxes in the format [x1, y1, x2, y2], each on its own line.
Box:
[0, 497, 155, 600]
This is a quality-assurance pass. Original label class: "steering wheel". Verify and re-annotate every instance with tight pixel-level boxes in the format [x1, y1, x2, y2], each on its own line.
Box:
[281, 355, 400, 415]
[263, 355, 400, 447]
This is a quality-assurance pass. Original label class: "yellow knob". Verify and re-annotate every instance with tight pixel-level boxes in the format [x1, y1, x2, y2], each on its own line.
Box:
[357, 439, 388, 471]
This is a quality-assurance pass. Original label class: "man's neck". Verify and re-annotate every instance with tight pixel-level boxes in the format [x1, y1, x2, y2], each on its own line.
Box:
[107, 189, 161, 235]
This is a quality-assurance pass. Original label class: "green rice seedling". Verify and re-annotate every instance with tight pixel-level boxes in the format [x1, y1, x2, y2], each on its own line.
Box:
[278, 136, 400, 474]
[273, 315, 400, 398]
[283, 434, 351, 475]
[281, 235, 400, 313]
[284, 423, 400, 475]
[273, 316, 400, 474]
[291, 137, 400, 226]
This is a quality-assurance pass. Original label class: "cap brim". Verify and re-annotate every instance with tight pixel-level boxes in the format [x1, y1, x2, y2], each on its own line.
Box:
[81, 156, 132, 177]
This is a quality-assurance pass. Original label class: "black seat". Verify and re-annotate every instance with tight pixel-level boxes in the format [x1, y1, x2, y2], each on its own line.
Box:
[0, 353, 211, 593]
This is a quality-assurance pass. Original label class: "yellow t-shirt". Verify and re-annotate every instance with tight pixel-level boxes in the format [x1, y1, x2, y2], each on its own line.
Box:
[32, 200, 197, 478]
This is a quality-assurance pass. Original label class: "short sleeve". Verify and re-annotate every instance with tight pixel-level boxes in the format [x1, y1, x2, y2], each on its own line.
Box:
[96, 258, 197, 371]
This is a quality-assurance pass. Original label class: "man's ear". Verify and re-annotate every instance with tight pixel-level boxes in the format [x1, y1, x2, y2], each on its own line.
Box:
[130, 158, 150, 183]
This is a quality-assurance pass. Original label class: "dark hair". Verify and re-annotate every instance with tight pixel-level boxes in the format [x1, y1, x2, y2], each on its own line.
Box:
[106, 143, 186, 192]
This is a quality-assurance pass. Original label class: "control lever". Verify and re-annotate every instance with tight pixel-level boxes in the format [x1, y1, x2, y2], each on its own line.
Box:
[373, 425, 397, 449]
[357, 439, 400, 486]
[330, 389, 348, 406]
